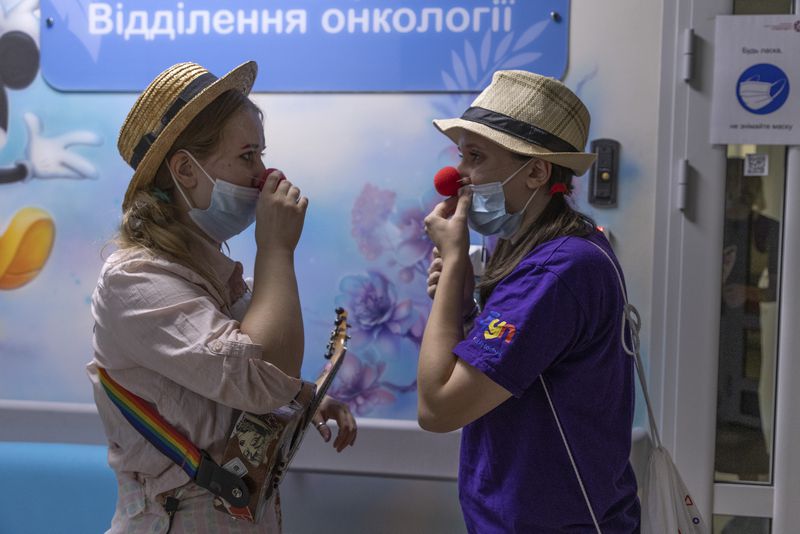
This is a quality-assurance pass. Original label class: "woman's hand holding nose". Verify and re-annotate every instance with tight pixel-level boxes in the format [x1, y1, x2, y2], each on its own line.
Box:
[255, 169, 308, 252]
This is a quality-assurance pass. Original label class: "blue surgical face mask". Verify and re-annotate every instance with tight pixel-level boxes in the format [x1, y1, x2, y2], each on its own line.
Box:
[170, 150, 259, 243]
[468, 158, 539, 238]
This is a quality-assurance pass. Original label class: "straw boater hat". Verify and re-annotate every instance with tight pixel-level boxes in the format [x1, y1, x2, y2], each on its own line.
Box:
[118, 61, 257, 211]
[433, 70, 596, 176]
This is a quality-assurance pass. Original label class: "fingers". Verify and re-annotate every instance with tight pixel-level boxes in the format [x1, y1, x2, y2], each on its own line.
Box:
[262, 169, 284, 193]
[59, 150, 98, 179]
[452, 186, 472, 218]
[426, 278, 438, 300]
[428, 256, 440, 274]
[426, 284, 437, 300]
[332, 408, 357, 452]
[428, 196, 459, 220]
[297, 196, 309, 212]
[426, 254, 443, 299]
[274, 178, 306, 203]
[427, 268, 441, 288]
[314, 398, 357, 452]
[311, 414, 332, 443]
[57, 130, 103, 148]
[273, 174, 291, 194]
[287, 185, 301, 203]
[23, 112, 42, 143]
[262, 177, 308, 208]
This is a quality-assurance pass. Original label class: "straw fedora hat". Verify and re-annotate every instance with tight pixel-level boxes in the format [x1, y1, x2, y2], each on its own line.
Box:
[118, 61, 257, 211]
[433, 70, 596, 176]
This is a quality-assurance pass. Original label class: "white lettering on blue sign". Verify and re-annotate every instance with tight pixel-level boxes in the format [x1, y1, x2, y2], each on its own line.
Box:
[88, 3, 309, 39]
[88, 3, 514, 39]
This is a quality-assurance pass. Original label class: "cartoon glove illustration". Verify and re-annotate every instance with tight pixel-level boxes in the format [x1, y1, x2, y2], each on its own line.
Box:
[24, 113, 102, 180]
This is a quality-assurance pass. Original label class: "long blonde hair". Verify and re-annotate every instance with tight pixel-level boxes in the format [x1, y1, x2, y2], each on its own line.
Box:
[477, 161, 596, 305]
[115, 90, 261, 304]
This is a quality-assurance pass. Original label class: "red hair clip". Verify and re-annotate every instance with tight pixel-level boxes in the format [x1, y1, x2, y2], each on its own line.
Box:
[549, 183, 568, 195]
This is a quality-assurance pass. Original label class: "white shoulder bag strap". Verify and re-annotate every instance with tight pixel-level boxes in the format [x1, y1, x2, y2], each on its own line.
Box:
[541, 238, 662, 534]
[583, 239, 662, 448]
[539, 375, 603, 533]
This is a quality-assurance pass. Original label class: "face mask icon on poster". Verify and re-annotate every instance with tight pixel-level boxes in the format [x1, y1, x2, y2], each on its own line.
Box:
[170, 150, 260, 243]
[738, 77, 787, 111]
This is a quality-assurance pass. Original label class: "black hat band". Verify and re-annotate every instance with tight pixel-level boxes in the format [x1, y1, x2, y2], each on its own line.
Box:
[130, 72, 218, 170]
[461, 106, 579, 153]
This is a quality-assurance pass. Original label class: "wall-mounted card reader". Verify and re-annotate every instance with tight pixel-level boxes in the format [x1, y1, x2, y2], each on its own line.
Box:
[588, 139, 620, 207]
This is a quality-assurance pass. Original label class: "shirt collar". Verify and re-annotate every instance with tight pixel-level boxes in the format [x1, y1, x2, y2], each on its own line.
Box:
[185, 228, 244, 303]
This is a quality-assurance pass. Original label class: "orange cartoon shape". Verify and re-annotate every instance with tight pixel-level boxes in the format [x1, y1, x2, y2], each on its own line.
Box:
[0, 207, 55, 289]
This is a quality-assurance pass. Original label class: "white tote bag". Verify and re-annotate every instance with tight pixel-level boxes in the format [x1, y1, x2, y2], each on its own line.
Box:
[585, 240, 708, 534]
[642, 446, 706, 533]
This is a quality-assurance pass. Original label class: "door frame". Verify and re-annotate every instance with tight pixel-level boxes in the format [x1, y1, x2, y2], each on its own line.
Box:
[653, 0, 800, 525]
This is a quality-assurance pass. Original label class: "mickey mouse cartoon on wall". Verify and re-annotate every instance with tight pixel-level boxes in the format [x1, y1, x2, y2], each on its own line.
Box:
[0, 0, 101, 290]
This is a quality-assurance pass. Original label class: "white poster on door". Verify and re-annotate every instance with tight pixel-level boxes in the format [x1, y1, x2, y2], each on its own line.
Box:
[711, 15, 800, 145]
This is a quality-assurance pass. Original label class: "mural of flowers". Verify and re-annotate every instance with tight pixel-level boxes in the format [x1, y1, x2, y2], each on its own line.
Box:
[350, 184, 397, 262]
[351, 183, 439, 285]
[323, 183, 442, 417]
[324, 351, 416, 417]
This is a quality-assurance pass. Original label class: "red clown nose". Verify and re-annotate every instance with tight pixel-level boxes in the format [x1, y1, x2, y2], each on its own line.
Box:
[257, 168, 286, 191]
[433, 166, 462, 197]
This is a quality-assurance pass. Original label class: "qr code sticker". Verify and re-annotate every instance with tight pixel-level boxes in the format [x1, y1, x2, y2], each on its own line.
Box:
[744, 153, 768, 176]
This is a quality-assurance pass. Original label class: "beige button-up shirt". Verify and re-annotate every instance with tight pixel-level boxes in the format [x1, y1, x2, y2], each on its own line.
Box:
[87, 238, 302, 505]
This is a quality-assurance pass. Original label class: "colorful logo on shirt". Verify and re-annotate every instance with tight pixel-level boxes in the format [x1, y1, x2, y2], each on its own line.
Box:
[477, 311, 517, 344]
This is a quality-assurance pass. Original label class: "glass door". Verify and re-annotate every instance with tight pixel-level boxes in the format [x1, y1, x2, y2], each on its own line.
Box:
[713, 144, 784, 533]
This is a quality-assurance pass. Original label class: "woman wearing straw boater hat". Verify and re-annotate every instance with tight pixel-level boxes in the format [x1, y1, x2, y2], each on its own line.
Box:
[418, 70, 640, 532]
[87, 61, 356, 533]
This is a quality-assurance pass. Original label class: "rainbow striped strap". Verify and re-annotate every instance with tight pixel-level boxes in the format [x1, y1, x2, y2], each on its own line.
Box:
[98, 367, 249, 507]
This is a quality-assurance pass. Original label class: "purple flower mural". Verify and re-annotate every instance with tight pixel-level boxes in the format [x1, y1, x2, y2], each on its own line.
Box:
[351, 183, 440, 284]
[351, 184, 397, 262]
[324, 183, 443, 417]
[335, 271, 424, 346]
[391, 196, 439, 284]
[324, 353, 416, 417]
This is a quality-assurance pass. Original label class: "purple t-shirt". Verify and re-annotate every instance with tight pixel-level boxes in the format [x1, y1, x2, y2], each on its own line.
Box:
[453, 232, 640, 533]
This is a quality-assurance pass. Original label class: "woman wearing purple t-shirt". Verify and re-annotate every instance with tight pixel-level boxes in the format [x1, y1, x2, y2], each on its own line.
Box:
[418, 70, 641, 533]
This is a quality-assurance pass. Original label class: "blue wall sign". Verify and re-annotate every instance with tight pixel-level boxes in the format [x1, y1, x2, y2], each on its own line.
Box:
[40, 0, 570, 92]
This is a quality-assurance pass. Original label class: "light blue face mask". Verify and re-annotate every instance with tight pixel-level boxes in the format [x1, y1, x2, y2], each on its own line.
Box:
[468, 158, 539, 238]
[171, 150, 259, 243]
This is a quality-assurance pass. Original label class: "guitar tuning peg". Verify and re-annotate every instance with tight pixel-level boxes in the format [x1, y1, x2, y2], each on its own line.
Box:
[335, 307, 344, 314]
[345, 335, 351, 340]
